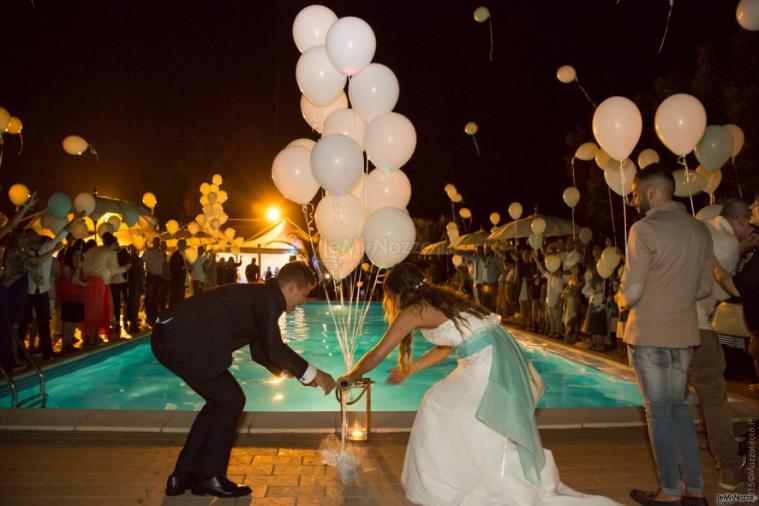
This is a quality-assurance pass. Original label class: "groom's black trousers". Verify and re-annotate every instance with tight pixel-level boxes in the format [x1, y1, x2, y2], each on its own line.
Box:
[151, 326, 245, 477]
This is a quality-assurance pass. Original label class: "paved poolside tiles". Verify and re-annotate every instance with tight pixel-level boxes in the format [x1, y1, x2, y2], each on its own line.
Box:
[0, 427, 752, 506]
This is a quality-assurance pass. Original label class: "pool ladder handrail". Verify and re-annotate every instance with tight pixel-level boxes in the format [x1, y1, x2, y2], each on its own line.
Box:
[8, 325, 47, 407]
[0, 362, 18, 407]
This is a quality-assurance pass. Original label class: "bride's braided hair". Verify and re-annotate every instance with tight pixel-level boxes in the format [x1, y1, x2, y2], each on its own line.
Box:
[383, 263, 489, 371]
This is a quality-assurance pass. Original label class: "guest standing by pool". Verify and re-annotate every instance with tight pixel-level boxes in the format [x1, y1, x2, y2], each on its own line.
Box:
[615, 164, 712, 506]
[151, 261, 336, 498]
[338, 262, 621, 506]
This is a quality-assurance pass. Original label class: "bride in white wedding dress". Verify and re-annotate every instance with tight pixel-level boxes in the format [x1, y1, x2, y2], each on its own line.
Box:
[338, 263, 621, 506]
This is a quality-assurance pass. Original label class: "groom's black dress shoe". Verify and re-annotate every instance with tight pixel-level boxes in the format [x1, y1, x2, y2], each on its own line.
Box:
[165, 472, 195, 496]
[192, 476, 252, 497]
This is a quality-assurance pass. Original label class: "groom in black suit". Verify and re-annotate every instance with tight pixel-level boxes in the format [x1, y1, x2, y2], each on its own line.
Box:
[151, 261, 336, 498]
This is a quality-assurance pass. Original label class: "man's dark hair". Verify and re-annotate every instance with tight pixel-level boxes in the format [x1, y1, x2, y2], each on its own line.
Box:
[101, 232, 117, 247]
[720, 198, 751, 219]
[277, 261, 316, 288]
[635, 163, 676, 194]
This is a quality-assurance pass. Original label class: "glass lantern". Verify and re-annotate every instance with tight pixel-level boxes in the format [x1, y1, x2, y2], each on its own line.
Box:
[337, 377, 373, 442]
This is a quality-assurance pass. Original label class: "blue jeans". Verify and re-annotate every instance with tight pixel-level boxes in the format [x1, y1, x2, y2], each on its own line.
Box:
[628, 345, 703, 496]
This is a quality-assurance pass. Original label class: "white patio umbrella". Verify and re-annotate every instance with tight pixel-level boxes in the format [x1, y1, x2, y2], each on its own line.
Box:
[487, 213, 574, 242]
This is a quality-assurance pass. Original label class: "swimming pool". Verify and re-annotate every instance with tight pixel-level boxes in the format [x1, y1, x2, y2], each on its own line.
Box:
[0, 302, 642, 410]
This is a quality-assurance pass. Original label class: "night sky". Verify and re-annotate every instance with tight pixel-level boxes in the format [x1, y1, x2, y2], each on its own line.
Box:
[0, 0, 750, 235]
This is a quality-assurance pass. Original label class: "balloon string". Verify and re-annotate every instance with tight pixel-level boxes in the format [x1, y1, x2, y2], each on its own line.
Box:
[89, 145, 100, 164]
[17, 133, 23, 155]
[570, 157, 576, 186]
[0, 137, 4, 169]
[731, 157, 743, 198]
[607, 185, 617, 248]
[574, 77, 596, 109]
[621, 161, 628, 255]
[471, 136, 480, 156]
[571, 207, 576, 241]
[488, 19, 494, 62]
[709, 192, 715, 205]
[678, 156, 695, 216]
[657, 1, 674, 55]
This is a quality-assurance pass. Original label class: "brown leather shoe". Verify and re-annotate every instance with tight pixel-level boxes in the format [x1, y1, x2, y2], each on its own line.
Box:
[630, 489, 681, 506]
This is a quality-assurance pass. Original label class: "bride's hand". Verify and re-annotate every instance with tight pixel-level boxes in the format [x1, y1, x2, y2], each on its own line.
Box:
[387, 366, 411, 385]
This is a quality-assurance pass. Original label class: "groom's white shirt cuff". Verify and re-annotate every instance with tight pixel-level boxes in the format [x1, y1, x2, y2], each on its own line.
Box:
[299, 364, 317, 384]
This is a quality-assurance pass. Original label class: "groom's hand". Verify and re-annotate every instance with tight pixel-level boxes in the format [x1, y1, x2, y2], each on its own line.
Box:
[311, 369, 336, 395]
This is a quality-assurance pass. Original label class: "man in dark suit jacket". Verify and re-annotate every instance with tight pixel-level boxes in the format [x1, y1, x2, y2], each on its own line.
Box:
[151, 261, 336, 498]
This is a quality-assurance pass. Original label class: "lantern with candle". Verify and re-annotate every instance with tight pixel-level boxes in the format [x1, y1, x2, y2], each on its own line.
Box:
[337, 377, 373, 442]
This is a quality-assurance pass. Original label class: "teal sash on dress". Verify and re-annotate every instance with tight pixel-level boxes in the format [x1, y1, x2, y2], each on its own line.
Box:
[455, 324, 546, 485]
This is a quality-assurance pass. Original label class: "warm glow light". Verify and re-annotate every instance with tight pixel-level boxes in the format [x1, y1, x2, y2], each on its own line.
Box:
[272, 393, 284, 402]
[266, 207, 281, 221]
[266, 376, 286, 385]
[349, 422, 365, 440]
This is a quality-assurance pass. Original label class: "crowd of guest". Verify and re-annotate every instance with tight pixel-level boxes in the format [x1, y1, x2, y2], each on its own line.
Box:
[0, 201, 269, 373]
[446, 237, 627, 355]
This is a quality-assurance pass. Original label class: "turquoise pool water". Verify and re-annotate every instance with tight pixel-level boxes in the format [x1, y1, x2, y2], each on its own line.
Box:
[0, 302, 642, 410]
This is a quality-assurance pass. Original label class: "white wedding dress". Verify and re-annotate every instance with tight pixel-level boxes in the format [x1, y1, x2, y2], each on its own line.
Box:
[401, 313, 621, 506]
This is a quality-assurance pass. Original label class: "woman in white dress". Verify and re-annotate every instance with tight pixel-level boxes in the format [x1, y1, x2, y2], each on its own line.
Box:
[338, 263, 620, 506]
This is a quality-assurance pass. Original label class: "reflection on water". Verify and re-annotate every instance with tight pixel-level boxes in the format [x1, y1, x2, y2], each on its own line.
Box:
[0, 302, 642, 410]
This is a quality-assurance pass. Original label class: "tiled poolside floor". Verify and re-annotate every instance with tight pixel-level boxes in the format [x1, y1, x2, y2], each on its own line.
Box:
[0, 427, 753, 506]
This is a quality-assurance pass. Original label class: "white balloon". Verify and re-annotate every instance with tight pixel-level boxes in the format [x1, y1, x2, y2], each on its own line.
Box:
[696, 204, 723, 222]
[348, 63, 399, 124]
[562, 186, 580, 208]
[673, 169, 707, 198]
[556, 65, 576, 84]
[0, 108, 10, 132]
[63, 135, 89, 155]
[315, 193, 366, 246]
[545, 254, 562, 273]
[365, 112, 416, 172]
[365, 169, 411, 212]
[296, 45, 346, 106]
[452, 254, 463, 267]
[575, 142, 598, 161]
[489, 212, 501, 226]
[578, 227, 592, 245]
[595, 148, 611, 170]
[300, 92, 348, 133]
[637, 148, 660, 169]
[697, 165, 722, 195]
[508, 202, 523, 220]
[473, 6, 491, 22]
[271, 146, 320, 204]
[723, 124, 745, 158]
[596, 258, 613, 279]
[655, 93, 707, 156]
[601, 246, 621, 271]
[737, 0, 759, 30]
[322, 108, 367, 150]
[528, 233, 543, 251]
[288, 138, 317, 150]
[459, 207, 472, 219]
[451, 193, 463, 204]
[311, 134, 363, 196]
[363, 207, 416, 268]
[603, 159, 637, 196]
[319, 237, 365, 281]
[184, 247, 199, 264]
[73, 192, 96, 216]
[592, 96, 642, 161]
[97, 222, 114, 238]
[325, 16, 376, 76]
[292, 5, 338, 53]
[347, 172, 367, 203]
[531, 217, 546, 235]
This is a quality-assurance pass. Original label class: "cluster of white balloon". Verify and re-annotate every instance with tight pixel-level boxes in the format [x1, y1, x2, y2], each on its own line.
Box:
[272, 4, 417, 286]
